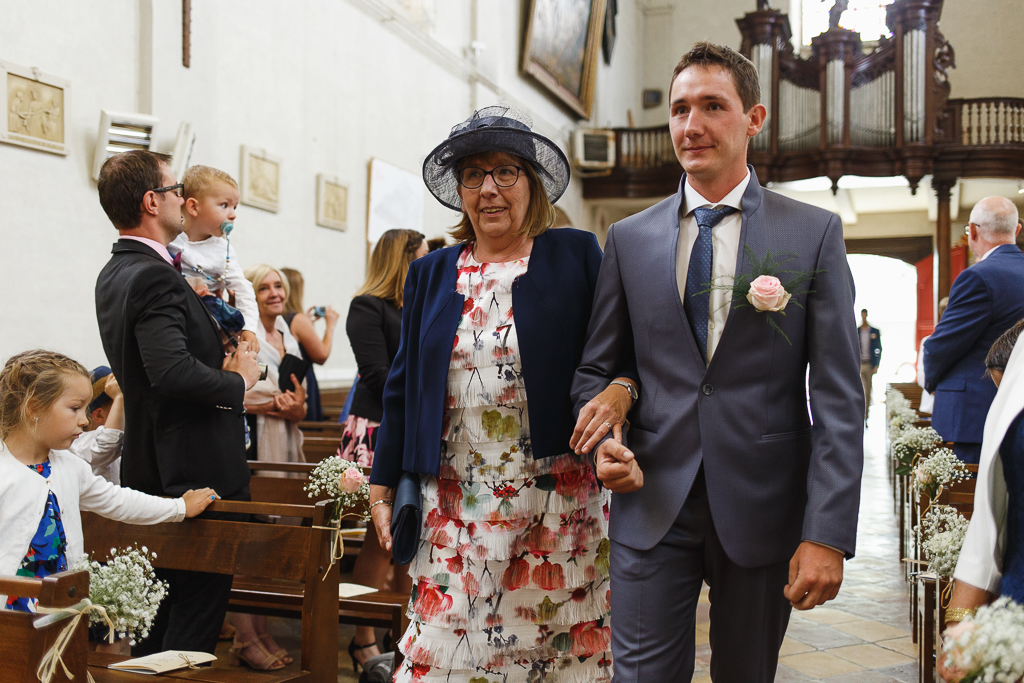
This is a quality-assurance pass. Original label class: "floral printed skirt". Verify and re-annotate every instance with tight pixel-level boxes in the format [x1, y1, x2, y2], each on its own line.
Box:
[337, 414, 378, 467]
[394, 441, 612, 683]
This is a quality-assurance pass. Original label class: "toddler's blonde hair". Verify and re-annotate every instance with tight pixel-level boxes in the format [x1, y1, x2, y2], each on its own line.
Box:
[0, 350, 90, 440]
[182, 165, 238, 201]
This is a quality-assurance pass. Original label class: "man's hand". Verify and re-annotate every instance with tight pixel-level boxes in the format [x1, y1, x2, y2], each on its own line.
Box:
[571, 379, 635, 455]
[238, 330, 260, 354]
[594, 439, 644, 493]
[181, 488, 220, 517]
[784, 541, 844, 610]
[872, 365, 879, 375]
[222, 341, 261, 390]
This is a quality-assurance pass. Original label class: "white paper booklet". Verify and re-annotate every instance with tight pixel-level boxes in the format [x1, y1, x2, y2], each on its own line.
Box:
[107, 650, 216, 674]
[339, 582, 378, 598]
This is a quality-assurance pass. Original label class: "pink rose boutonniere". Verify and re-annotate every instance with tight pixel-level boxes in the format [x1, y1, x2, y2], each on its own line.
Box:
[698, 246, 822, 345]
[746, 275, 792, 312]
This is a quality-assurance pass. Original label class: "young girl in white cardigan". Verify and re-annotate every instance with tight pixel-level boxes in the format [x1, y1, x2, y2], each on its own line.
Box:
[0, 349, 219, 612]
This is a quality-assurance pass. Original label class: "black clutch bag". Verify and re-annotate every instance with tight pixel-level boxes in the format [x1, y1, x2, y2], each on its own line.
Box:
[277, 353, 312, 393]
[390, 472, 421, 566]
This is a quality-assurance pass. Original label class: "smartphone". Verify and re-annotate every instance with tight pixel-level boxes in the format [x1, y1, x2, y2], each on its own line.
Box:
[313, 306, 326, 319]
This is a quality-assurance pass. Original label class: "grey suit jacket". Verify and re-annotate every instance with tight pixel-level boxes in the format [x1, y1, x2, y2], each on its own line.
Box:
[572, 168, 864, 567]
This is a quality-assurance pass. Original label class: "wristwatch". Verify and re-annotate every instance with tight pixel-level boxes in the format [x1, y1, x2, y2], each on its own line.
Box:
[609, 380, 638, 402]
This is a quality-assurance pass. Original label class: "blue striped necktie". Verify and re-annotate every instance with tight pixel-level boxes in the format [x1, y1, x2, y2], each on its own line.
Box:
[685, 206, 737, 362]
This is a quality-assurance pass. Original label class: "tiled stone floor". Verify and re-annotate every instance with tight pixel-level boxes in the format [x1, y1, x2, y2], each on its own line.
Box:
[211, 408, 910, 681]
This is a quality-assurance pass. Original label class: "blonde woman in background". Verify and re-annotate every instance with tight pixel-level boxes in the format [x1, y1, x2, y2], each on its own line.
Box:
[280, 267, 339, 422]
[339, 229, 425, 676]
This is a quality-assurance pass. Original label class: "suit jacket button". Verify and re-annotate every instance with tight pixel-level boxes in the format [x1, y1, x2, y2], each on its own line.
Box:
[702, 384, 714, 395]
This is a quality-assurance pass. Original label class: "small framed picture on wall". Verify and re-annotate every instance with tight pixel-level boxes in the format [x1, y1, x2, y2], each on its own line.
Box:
[1, 60, 70, 155]
[316, 174, 348, 231]
[239, 145, 281, 213]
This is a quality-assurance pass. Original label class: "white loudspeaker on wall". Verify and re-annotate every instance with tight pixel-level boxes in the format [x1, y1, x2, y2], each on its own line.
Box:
[91, 110, 161, 180]
[572, 128, 616, 170]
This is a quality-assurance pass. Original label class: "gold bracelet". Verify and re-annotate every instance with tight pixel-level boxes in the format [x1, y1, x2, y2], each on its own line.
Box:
[369, 499, 393, 512]
[944, 607, 976, 625]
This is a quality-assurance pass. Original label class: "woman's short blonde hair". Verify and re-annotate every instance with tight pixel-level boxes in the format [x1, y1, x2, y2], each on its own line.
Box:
[244, 264, 290, 306]
[448, 155, 556, 243]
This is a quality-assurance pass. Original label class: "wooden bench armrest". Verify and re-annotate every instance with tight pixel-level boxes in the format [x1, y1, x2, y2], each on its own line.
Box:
[0, 570, 89, 607]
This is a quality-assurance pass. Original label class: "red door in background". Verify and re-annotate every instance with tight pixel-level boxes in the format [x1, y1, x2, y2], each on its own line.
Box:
[915, 245, 968, 350]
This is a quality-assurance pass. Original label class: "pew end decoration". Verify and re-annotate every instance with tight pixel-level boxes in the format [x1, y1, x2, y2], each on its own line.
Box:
[304, 456, 370, 523]
[942, 596, 1024, 682]
[892, 426, 942, 476]
[916, 504, 969, 580]
[914, 447, 970, 502]
[72, 545, 167, 646]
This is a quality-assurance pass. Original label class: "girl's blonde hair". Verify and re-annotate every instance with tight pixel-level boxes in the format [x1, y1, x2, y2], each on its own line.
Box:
[448, 155, 555, 243]
[280, 268, 305, 315]
[0, 350, 90, 441]
[244, 264, 291, 304]
[355, 230, 425, 308]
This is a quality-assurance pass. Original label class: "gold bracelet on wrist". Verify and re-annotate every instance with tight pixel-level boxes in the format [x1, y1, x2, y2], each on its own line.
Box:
[944, 607, 977, 625]
[369, 499, 393, 512]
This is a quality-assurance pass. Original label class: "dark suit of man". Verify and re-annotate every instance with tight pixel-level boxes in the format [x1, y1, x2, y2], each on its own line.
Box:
[572, 169, 864, 681]
[924, 243, 1024, 463]
[860, 324, 882, 418]
[95, 239, 250, 654]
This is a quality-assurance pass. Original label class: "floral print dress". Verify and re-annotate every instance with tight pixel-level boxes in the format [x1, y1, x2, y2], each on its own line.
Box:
[395, 247, 612, 683]
[5, 461, 69, 613]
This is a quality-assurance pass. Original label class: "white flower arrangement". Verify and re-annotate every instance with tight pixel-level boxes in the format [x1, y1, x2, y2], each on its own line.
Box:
[892, 426, 943, 475]
[943, 596, 1024, 682]
[304, 455, 370, 522]
[914, 447, 970, 501]
[916, 505, 969, 579]
[72, 545, 168, 646]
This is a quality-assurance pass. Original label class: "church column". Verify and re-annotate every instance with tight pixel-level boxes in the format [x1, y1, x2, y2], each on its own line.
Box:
[934, 179, 954, 301]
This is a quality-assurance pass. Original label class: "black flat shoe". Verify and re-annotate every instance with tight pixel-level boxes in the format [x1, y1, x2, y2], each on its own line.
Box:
[359, 652, 394, 683]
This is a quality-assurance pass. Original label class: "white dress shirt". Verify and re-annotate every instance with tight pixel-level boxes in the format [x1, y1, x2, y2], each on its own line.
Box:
[676, 171, 751, 362]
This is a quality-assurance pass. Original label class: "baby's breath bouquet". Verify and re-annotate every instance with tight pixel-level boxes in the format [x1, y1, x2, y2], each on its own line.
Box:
[893, 426, 942, 475]
[914, 447, 970, 501]
[943, 597, 1024, 682]
[916, 504, 969, 578]
[887, 389, 920, 443]
[304, 455, 370, 522]
[73, 545, 168, 645]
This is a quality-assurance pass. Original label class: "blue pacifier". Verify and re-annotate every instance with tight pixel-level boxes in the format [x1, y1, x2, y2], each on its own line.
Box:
[220, 221, 234, 236]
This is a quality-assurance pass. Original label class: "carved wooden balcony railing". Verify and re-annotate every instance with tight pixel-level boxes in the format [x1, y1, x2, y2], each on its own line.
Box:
[583, 0, 1024, 201]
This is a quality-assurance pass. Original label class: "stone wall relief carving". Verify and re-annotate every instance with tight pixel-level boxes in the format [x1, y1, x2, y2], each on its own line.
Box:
[239, 146, 281, 213]
[1, 60, 69, 155]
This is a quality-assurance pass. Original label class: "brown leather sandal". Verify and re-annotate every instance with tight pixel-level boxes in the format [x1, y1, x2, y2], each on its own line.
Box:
[229, 639, 285, 671]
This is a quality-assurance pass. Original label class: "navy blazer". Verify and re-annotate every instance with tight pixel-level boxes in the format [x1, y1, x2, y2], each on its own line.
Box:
[370, 228, 607, 488]
[924, 243, 1024, 444]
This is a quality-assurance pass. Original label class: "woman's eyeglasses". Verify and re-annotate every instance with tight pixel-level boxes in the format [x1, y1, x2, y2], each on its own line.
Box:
[456, 165, 522, 189]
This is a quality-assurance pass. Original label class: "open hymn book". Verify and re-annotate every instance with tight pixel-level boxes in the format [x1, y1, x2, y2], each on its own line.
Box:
[107, 651, 216, 674]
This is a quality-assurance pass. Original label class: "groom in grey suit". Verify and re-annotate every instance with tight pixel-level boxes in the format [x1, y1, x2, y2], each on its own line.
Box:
[571, 43, 864, 682]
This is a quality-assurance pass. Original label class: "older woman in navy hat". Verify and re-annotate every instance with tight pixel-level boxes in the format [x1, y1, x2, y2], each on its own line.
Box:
[367, 106, 635, 683]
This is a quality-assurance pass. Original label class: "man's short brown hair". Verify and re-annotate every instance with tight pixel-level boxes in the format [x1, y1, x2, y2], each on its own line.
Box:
[97, 150, 170, 230]
[671, 41, 761, 113]
[182, 165, 238, 201]
[986, 318, 1024, 379]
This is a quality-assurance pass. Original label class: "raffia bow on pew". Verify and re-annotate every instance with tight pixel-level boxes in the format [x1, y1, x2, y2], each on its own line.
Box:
[34, 599, 115, 683]
[305, 456, 371, 581]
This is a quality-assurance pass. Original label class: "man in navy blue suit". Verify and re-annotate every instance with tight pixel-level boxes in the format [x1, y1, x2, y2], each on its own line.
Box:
[924, 196, 1024, 464]
[859, 309, 882, 421]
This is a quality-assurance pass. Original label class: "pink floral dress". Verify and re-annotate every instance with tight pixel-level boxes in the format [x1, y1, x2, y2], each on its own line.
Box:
[395, 247, 612, 683]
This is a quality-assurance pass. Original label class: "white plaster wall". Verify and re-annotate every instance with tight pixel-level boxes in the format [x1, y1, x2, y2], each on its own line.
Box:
[0, 0, 641, 378]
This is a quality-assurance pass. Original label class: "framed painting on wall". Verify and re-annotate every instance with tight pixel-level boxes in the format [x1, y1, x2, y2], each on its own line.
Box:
[316, 174, 348, 231]
[366, 158, 423, 247]
[521, 0, 607, 119]
[239, 146, 280, 213]
[1, 60, 69, 155]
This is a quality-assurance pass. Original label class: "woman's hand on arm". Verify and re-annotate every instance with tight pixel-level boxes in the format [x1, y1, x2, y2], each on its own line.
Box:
[369, 484, 395, 551]
[936, 579, 997, 681]
[571, 378, 637, 455]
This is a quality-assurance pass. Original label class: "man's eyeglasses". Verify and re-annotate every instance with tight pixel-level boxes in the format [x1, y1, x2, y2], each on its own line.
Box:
[964, 223, 972, 236]
[456, 165, 523, 189]
[152, 183, 184, 198]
